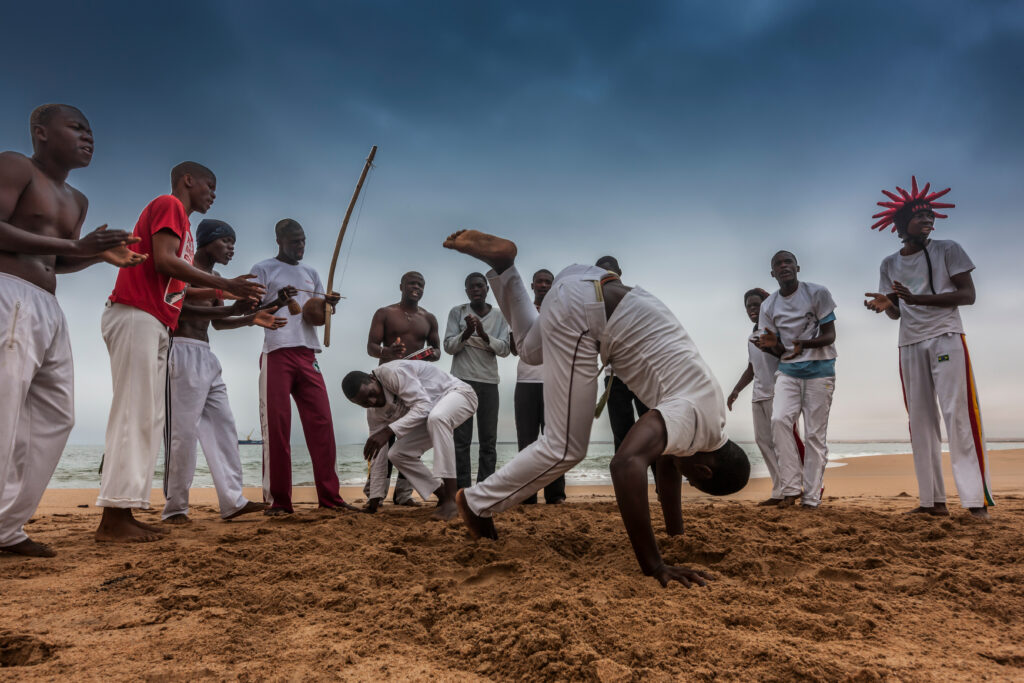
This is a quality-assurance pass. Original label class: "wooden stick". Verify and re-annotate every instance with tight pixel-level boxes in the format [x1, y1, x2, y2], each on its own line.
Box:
[324, 145, 377, 347]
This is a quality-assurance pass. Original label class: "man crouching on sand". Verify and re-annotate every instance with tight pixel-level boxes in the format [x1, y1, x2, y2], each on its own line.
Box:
[443, 229, 749, 587]
[343, 360, 478, 520]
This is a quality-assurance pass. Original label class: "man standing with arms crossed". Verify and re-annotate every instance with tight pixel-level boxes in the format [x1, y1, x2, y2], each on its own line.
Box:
[363, 270, 442, 511]
[96, 161, 265, 543]
[0, 104, 144, 556]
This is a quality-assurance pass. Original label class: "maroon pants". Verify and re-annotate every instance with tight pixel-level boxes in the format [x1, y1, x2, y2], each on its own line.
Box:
[259, 347, 344, 511]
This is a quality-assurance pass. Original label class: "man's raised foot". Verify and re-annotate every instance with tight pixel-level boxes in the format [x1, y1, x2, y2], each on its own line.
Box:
[0, 538, 56, 557]
[442, 230, 517, 274]
[455, 489, 497, 540]
[224, 501, 267, 520]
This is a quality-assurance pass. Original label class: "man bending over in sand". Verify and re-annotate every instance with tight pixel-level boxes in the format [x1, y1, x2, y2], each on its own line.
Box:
[343, 360, 478, 520]
[444, 230, 749, 587]
[97, 162, 266, 543]
[162, 219, 287, 525]
[362, 270, 442, 510]
[0, 104, 145, 557]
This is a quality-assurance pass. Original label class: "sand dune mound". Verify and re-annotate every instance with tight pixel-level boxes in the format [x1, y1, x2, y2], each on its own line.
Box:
[2, 496, 1023, 681]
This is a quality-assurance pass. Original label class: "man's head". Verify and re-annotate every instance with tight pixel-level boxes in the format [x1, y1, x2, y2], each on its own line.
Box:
[531, 269, 553, 304]
[275, 218, 306, 262]
[678, 440, 750, 496]
[465, 272, 489, 304]
[30, 104, 93, 169]
[400, 271, 425, 304]
[171, 161, 217, 214]
[871, 176, 954, 237]
[196, 219, 236, 265]
[769, 250, 799, 287]
[595, 255, 621, 276]
[743, 288, 770, 324]
[342, 371, 385, 408]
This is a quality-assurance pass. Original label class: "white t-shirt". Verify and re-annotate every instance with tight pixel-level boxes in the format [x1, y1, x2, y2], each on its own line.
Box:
[516, 358, 544, 383]
[878, 239, 975, 347]
[758, 282, 838, 365]
[250, 258, 325, 354]
[371, 360, 470, 440]
[747, 331, 779, 402]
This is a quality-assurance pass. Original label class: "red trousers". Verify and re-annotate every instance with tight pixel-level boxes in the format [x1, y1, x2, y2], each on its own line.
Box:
[259, 347, 344, 511]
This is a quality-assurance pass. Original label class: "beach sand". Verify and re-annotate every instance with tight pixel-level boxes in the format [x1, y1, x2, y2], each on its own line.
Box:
[2, 450, 1022, 680]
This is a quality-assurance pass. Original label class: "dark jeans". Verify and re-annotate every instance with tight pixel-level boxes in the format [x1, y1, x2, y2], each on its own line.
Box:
[514, 382, 566, 504]
[606, 376, 657, 489]
[454, 380, 499, 489]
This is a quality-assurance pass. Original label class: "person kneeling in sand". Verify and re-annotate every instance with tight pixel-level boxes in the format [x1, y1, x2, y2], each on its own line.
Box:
[342, 360, 478, 520]
[443, 230, 750, 588]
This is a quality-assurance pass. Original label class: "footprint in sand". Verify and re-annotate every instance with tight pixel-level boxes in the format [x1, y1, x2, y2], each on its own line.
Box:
[461, 561, 520, 588]
[816, 567, 864, 583]
[0, 633, 56, 667]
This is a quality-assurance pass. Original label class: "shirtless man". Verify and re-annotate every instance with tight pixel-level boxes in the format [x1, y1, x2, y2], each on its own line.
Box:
[444, 230, 749, 587]
[0, 104, 144, 557]
[161, 219, 285, 524]
[363, 271, 441, 511]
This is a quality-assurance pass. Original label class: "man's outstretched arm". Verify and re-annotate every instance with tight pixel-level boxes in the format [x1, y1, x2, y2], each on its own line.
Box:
[609, 410, 713, 589]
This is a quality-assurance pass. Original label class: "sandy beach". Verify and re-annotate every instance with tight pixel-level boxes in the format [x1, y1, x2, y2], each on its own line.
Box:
[2, 449, 1023, 680]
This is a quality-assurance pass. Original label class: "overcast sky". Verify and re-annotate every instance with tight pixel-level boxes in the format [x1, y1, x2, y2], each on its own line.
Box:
[3, 0, 1021, 445]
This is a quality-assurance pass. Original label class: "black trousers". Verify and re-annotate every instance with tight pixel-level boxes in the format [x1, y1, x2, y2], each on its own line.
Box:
[454, 380, 499, 490]
[606, 376, 657, 488]
[514, 382, 566, 504]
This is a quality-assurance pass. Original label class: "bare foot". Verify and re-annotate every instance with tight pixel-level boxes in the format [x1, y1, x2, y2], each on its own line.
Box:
[319, 502, 361, 513]
[162, 514, 191, 525]
[0, 538, 56, 557]
[968, 507, 990, 519]
[263, 507, 291, 517]
[905, 505, 950, 517]
[546, 498, 566, 505]
[95, 509, 165, 543]
[758, 498, 784, 507]
[455, 489, 497, 540]
[800, 503, 819, 511]
[224, 501, 267, 520]
[777, 495, 800, 508]
[442, 230, 517, 274]
[396, 498, 421, 507]
[130, 517, 169, 534]
[431, 499, 459, 521]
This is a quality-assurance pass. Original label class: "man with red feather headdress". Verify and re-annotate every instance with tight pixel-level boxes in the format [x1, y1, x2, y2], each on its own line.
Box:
[864, 177, 992, 519]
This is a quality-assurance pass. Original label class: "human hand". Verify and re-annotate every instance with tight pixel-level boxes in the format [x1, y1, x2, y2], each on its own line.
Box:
[383, 337, 406, 361]
[864, 292, 893, 313]
[252, 311, 287, 329]
[101, 244, 147, 268]
[325, 291, 341, 311]
[275, 286, 298, 307]
[77, 224, 139, 256]
[229, 298, 259, 315]
[782, 340, 803, 361]
[224, 274, 266, 300]
[651, 563, 714, 589]
[462, 315, 477, 340]
[727, 391, 738, 411]
[892, 280, 919, 305]
[363, 428, 394, 460]
[756, 329, 779, 351]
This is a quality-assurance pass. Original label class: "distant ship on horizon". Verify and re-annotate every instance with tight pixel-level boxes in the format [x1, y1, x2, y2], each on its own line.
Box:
[238, 429, 263, 446]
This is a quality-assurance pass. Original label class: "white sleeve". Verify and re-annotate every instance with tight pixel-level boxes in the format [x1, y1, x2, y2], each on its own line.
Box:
[250, 262, 273, 306]
[813, 285, 837, 321]
[757, 298, 772, 332]
[383, 366, 433, 440]
[944, 241, 975, 278]
[878, 259, 894, 295]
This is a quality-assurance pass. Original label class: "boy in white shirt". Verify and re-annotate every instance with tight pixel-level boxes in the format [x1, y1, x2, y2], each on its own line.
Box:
[756, 251, 837, 509]
[864, 177, 991, 518]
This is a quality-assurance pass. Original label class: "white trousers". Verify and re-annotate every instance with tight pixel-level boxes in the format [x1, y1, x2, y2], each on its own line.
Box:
[464, 266, 604, 517]
[0, 275, 74, 546]
[752, 398, 783, 499]
[900, 333, 992, 508]
[771, 374, 834, 507]
[387, 386, 478, 500]
[162, 339, 248, 519]
[98, 302, 169, 508]
[364, 409, 415, 503]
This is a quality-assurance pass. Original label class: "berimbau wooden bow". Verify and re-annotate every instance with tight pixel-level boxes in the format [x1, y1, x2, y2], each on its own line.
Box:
[324, 145, 377, 347]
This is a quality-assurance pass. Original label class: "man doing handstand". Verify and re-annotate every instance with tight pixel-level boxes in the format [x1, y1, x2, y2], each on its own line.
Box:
[444, 230, 749, 587]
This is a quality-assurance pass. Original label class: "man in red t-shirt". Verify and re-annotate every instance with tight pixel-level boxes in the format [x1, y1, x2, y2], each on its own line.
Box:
[95, 161, 265, 544]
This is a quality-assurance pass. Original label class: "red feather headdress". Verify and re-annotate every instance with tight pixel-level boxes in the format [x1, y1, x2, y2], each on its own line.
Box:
[871, 176, 955, 232]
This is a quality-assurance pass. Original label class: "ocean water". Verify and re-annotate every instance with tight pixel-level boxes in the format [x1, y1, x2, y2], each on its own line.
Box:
[50, 441, 1023, 490]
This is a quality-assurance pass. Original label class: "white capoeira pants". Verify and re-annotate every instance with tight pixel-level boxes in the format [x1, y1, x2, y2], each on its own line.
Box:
[900, 333, 992, 509]
[771, 374, 834, 507]
[162, 339, 248, 519]
[463, 265, 606, 517]
[386, 386, 478, 501]
[98, 302, 169, 509]
[0, 275, 74, 547]
[752, 398, 784, 500]
[364, 410, 415, 504]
